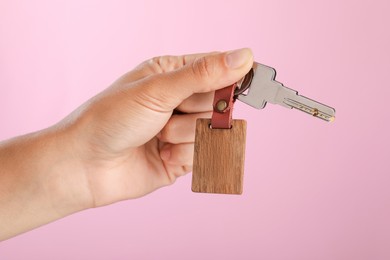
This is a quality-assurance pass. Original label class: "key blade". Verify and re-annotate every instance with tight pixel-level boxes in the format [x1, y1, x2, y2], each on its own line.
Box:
[282, 94, 336, 122]
[271, 83, 336, 123]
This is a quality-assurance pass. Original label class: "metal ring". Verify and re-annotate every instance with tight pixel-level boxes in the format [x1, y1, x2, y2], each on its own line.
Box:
[234, 68, 254, 96]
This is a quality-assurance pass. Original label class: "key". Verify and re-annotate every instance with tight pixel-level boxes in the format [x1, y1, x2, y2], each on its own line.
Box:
[236, 63, 336, 122]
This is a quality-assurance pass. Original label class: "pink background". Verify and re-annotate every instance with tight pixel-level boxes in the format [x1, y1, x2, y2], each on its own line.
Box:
[1, 0, 389, 259]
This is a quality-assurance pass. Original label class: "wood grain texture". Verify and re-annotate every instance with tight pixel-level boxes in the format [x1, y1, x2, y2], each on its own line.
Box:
[192, 119, 247, 194]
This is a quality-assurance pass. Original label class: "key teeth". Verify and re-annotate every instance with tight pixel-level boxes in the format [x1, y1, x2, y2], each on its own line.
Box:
[282, 95, 336, 122]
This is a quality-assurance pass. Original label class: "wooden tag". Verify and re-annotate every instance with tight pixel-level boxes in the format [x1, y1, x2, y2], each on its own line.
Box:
[192, 118, 247, 194]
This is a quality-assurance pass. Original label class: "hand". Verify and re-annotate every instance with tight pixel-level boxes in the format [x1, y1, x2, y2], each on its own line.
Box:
[66, 48, 254, 207]
[0, 48, 253, 240]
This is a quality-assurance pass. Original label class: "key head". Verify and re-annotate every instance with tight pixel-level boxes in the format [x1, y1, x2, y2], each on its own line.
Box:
[237, 63, 284, 109]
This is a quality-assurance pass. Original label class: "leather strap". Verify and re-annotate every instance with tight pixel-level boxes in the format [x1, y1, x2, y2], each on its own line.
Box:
[211, 84, 236, 129]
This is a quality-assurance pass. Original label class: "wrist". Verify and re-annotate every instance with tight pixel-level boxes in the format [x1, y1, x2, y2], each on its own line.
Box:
[0, 125, 93, 240]
[37, 125, 94, 213]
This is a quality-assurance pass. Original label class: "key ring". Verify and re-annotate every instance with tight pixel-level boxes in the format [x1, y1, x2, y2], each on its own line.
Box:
[211, 68, 255, 129]
[234, 68, 254, 97]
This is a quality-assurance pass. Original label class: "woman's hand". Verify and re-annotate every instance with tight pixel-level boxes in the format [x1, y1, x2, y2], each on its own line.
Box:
[0, 48, 253, 240]
[68, 48, 253, 206]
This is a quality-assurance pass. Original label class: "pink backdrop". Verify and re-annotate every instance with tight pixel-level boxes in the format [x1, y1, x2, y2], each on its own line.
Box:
[1, 0, 389, 259]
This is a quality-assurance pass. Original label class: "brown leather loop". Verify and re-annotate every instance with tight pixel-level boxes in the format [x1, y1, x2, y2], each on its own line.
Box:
[211, 84, 236, 129]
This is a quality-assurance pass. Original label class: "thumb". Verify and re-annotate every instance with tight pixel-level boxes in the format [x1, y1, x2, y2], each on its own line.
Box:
[138, 48, 254, 111]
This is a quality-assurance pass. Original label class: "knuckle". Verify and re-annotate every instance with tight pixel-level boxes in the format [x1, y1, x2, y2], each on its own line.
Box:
[149, 56, 164, 73]
[147, 56, 179, 73]
[160, 117, 177, 142]
[148, 56, 159, 66]
[141, 56, 167, 74]
[192, 56, 215, 80]
[161, 56, 178, 71]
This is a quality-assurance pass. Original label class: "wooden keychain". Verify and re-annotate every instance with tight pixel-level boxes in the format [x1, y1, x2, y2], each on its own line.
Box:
[192, 62, 336, 195]
[192, 83, 247, 194]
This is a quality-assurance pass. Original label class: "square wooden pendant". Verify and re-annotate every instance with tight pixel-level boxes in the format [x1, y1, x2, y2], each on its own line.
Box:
[192, 119, 247, 194]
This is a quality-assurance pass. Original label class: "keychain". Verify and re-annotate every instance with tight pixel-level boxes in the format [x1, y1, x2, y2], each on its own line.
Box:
[192, 83, 246, 194]
[192, 62, 336, 195]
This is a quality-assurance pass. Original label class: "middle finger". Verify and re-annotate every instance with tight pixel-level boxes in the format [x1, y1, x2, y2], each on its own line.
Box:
[158, 111, 212, 144]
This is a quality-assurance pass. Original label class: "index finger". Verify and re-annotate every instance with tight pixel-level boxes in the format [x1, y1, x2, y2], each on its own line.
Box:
[113, 52, 220, 86]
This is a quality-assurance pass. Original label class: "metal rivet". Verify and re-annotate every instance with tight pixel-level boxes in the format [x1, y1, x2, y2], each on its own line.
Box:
[215, 100, 228, 112]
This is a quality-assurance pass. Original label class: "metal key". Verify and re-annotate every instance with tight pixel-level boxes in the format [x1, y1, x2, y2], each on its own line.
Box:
[236, 62, 336, 122]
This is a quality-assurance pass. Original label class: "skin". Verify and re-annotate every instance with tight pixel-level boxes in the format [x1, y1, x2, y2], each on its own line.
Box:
[0, 48, 253, 240]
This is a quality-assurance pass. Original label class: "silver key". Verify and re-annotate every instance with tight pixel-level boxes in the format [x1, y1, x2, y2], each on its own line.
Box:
[236, 62, 336, 122]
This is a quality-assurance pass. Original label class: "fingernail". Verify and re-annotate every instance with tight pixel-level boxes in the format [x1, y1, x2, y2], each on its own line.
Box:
[225, 48, 252, 69]
[160, 149, 171, 161]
